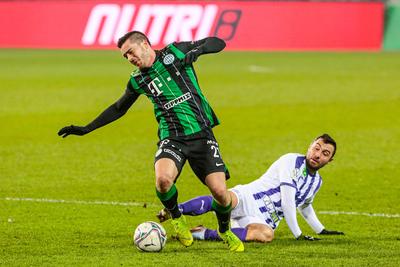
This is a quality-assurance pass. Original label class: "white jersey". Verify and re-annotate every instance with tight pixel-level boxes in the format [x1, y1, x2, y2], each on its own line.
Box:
[231, 153, 322, 230]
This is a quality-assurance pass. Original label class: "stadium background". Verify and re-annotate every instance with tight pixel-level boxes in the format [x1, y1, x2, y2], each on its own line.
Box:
[1, 0, 399, 266]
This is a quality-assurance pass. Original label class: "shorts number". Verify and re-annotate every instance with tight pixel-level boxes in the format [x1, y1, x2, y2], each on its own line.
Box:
[211, 145, 221, 158]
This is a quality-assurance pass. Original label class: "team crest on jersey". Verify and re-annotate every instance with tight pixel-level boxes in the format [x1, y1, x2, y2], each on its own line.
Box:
[302, 168, 307, 178]
[163, 54, 175, 65]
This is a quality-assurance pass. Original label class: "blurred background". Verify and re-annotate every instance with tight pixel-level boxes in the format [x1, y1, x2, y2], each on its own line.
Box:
[0, 0, 399, 51]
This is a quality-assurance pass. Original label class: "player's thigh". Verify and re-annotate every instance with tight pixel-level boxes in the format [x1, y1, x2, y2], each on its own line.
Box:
[155, 158, 179, 181]
[230, 186, 256, 218]
[187, 137, 230, 184]
[246, 223, 274, 243]
[154, 139, 186, 184]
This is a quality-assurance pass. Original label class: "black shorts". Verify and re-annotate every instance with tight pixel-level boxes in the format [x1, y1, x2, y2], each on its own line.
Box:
[154, 133, 230, 184]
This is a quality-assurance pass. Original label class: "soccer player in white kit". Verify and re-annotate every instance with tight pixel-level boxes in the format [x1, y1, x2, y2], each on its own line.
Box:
[157, 134, 344, 242]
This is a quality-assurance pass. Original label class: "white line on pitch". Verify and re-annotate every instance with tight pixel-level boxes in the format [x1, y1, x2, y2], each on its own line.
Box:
[318, 210, 400, 218]
[1, 197, 158, 207]
[248, 65, 274, 73]
[2, 197, 399, 218]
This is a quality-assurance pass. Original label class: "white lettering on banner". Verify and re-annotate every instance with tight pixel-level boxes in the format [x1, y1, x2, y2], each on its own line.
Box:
[196, 5, 218, 40]
[113, 5, 136, 44]
[135, 5, 176, 45]
[82, 4, 218, 46]
[82, 4, 120, 45]
[163, 5, 203, 44]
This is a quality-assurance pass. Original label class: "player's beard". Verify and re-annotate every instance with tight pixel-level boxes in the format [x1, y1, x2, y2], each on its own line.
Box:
[306, 158, 321, 174]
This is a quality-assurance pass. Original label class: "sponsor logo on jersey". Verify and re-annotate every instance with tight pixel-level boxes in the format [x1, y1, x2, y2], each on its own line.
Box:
[163, 54, 175, 65]
[148, 77, 163, 96]
[302, 167, 307, 178]
[163, 92, 191, 110]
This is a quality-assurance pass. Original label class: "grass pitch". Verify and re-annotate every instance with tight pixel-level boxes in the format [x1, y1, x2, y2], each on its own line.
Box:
[0, 50, 399, 266]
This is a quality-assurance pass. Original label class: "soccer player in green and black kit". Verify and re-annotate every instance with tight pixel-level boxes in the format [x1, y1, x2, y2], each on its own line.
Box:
[58, 31, 244, 252]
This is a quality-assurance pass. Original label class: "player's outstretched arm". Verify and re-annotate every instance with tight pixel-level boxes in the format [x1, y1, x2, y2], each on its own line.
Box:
[58, 87, 139, 138]
[298, 202, 344, 235]
[298, 203, 325, 234]
[176, 37, 226, 65]
[280, 185, 303, 239]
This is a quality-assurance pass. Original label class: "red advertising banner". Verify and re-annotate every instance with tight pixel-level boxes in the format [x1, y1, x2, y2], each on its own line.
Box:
[0, 1, 383, 50]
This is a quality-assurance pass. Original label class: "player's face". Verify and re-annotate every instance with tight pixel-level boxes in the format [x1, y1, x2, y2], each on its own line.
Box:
[120, 40, 154, 69]
[306, 139, 335, 172]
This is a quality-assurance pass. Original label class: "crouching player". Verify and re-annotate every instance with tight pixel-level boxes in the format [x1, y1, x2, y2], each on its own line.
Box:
[157, 134, 345, 242]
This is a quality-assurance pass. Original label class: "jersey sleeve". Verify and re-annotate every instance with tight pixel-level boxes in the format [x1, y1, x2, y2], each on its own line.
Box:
[277, 154, 297, 189]
[116, 81, 140, 111]
[298, 204, 325, 233]
[281, 185, 302, 238]
[173, 37, 226, 55]
[126, 76, 143, 94]
[278, 154, 302, 237]
[85, 83, 139, 132]
[173, 41, 199, 54]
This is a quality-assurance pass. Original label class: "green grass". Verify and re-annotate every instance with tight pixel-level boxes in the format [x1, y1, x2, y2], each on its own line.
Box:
[0, 49, 399, 266]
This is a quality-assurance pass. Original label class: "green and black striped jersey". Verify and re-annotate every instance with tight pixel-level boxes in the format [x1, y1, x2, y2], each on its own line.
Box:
[127, 41, 220, 140]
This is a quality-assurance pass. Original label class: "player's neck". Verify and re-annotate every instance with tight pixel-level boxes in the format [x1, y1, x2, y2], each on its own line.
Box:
[149, 50, 157, 66]
[305, 163, 317, 175]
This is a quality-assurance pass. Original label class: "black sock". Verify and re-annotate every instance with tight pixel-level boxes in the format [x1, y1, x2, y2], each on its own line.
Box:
[211, 199, 232, 233]
[156, 184, 181, 219]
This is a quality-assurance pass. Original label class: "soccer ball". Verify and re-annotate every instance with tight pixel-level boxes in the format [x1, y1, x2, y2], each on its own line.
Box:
[133, 221, 167, 252]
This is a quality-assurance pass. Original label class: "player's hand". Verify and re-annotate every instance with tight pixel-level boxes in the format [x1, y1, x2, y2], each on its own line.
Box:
[319, 229, 345, 235]
[58, 125, 89, 138]
[297, 234, 321, 241]
[184, 48, 201, 65]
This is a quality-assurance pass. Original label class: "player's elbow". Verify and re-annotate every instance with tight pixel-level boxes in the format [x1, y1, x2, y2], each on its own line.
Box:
[216, 38, 226, 51]
[114, 103, 129, 116]
[209, 37, 226, 51]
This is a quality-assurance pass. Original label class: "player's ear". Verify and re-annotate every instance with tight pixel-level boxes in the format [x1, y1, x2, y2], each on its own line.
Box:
[143, 40, 150, 49]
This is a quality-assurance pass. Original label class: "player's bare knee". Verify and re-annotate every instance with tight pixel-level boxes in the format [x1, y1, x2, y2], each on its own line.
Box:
[156, 174, 174, 192]
[246, 224, 274, 243]
[260, 229, 274, 243]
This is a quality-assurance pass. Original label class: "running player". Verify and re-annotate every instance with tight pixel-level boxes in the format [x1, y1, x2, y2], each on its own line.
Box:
[157, 134, 344, 242]
[58, 31, 244, 251]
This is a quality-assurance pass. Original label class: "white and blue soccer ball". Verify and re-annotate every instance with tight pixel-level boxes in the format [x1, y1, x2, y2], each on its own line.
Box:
[133, 221, 167, 252]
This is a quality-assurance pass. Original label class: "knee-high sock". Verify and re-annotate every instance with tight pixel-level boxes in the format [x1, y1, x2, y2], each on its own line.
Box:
[178, 195, 213, 215]
[205, 228, 247, 242]
[211, 199, 231, 233]
[156, 184, 181, 219]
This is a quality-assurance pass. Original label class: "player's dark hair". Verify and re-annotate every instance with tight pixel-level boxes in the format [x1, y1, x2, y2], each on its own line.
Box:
[315, 133, 337, 158]
[117, 31, 151, 48]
